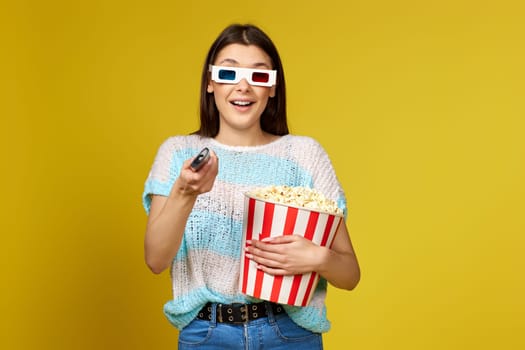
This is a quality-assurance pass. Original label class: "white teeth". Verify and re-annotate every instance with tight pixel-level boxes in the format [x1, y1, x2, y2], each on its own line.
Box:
[232, 100, 252, 106]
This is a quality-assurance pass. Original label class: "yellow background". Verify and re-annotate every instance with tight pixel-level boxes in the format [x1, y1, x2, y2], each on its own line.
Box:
[2, 0, 524, 349]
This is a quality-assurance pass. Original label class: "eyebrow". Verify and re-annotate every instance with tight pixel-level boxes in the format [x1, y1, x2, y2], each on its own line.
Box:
[217, 58, 271, 69]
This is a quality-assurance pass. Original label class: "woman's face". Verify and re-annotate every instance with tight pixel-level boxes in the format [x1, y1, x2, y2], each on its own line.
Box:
[207, 43, 276, 139]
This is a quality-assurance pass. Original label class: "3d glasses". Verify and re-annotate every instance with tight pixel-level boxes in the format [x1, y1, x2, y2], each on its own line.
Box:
[209, 65, 277, 87]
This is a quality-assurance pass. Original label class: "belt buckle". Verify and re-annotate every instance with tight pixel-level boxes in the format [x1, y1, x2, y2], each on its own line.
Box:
[238, 304, 249, 324]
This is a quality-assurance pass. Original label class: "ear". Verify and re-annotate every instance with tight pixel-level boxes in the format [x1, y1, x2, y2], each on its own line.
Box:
[207, 81, 214, 93]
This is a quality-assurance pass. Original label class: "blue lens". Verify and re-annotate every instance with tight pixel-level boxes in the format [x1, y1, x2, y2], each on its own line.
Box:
[218, 69, 236, 81]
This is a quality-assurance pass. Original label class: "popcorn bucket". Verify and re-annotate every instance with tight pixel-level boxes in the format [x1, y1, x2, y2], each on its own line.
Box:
[239, 193, 344, 306]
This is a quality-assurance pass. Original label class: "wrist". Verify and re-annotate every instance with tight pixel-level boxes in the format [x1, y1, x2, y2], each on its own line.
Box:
[169, 180, 199, 207]
[171, 177, 199, 198]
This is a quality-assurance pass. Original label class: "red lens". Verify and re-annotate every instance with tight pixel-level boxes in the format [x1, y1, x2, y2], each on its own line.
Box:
[251, 72, 270, 83]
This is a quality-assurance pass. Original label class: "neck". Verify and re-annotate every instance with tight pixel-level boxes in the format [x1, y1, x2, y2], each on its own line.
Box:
[214, 129, 277, 147]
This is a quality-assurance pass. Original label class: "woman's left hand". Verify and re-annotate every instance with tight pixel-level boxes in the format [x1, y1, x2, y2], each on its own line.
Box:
[245, 235, 326, 276]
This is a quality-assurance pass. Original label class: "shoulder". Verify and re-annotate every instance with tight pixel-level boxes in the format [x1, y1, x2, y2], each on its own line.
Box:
[159, 134, 205, 148]
[156, 134, 209, 154]
[284, 134, 327, 153]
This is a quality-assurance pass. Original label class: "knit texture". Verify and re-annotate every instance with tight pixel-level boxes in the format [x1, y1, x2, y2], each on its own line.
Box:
[142, 134, 347, 332]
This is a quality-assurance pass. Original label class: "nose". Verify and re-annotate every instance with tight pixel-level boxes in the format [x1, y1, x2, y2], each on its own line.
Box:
[236, 78, 251, 91]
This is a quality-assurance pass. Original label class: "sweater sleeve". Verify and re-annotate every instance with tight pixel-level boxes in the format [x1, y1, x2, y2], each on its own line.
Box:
[142, 137, 186, 215]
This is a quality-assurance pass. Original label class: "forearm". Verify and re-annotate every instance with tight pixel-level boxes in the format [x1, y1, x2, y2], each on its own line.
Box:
[144, 190, 197, 274]
[317, 247, 360, 290]
[144, 151, 218, 274]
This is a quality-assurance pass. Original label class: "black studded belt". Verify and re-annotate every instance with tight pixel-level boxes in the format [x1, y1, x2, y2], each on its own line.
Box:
[196, 302, 286, 324]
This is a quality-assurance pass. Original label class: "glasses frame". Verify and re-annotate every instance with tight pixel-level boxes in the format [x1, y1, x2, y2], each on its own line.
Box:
[209, 65, 277, 87]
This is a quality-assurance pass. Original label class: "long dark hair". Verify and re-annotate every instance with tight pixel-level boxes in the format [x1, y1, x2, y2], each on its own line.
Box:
[194, 24, 288, 137]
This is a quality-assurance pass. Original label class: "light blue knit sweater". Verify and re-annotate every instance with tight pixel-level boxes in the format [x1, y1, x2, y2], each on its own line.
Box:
[142, 134, 347, 332]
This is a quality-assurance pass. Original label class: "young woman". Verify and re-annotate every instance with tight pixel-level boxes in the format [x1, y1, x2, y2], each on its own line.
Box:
[143, 23, 360, 349]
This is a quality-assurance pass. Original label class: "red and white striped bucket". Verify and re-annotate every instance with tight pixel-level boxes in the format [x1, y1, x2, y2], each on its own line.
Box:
[239, 193, 343, 306]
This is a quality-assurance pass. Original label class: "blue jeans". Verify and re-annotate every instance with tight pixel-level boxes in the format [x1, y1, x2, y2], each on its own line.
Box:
[178, 302, 323, 349]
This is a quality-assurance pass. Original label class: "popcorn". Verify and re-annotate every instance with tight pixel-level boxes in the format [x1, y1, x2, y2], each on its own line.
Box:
[247, 185, 343, 216]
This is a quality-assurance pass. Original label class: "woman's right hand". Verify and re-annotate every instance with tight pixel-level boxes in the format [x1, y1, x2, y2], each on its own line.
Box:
[174, 150, 219, 197]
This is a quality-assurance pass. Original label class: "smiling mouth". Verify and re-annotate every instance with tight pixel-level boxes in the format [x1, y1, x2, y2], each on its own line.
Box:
[231, 100, 254, 107]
